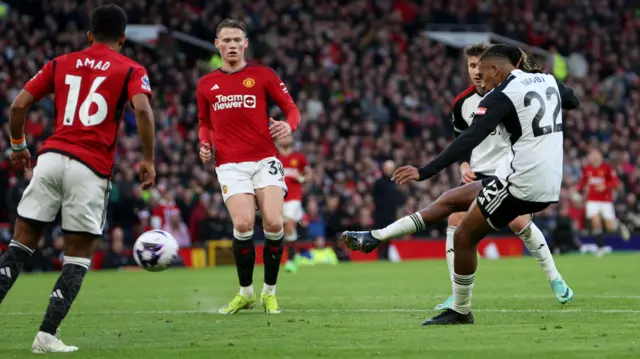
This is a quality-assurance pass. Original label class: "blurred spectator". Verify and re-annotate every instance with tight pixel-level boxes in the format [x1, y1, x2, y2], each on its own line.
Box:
[373, 160, 405, 260]
[550, 205, 581, 255]
[6, 169, 32, 225]
[102, 227, 135, 270]
[163, 212, 191, 248]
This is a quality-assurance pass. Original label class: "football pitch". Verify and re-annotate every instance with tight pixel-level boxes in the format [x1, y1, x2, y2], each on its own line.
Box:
[2, 254, 639, 358]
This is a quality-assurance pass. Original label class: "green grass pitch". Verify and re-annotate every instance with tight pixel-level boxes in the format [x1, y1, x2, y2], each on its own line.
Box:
[2, 254, 639, 358]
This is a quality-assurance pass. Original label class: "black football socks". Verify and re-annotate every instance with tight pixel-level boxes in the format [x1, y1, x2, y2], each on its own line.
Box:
[39, 257, 91, 335]
[263, 230, 284, 286]
[232, 230, 256, 289]
[0, 240, 34, 304]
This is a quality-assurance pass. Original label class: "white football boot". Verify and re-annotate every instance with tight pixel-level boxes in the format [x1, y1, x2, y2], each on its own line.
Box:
[32, 331, 78, 353]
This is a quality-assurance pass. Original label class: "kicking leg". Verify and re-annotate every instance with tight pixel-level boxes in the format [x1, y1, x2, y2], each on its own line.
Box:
[33, 233, 96, 353]
[256, 185, 285, 314]
[0, 217, 45, 304]
[509, 215, 573, 304]
[342, 181, 483, 252]
[434, 212, 465, 310]
[423, 200, 492, 325]
[219, 193, 257, 314]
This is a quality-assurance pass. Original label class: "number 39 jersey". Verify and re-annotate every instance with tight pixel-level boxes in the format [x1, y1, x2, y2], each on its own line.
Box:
[477, 70, 568, 203]
[24, 43, 152, 177]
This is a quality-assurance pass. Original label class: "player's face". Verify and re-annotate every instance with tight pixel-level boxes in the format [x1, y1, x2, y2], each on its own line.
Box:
[215, 28, 248, 64]
[467, 56, 483, 88]
[478, 60, 499, 91]
[589, 150, 603, 166]
[278, 135, 294, 151]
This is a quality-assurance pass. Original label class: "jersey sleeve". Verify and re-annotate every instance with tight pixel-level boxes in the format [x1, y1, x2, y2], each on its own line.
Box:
[127, 66, 153, 101]
[24, 60, 55, 100]
[605, 164, 619, 189]
[264, 68, 301, 131]
[451, 99, 472, 165]
[418, 91, 515, 181]
[576, 167, 588, 192]
[553, 77, 579, 110]
[197, 81, 213, 145]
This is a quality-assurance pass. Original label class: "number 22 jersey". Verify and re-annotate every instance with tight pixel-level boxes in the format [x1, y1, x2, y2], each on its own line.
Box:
[24, 43, 152, 178]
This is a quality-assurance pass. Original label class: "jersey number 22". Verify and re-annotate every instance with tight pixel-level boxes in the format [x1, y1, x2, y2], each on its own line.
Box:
[525, 86, 562, 137]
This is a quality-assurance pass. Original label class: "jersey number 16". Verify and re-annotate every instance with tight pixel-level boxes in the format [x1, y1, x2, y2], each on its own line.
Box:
[63, 75, 109, 127]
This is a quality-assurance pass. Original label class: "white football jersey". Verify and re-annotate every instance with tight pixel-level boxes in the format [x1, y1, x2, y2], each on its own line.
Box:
[483, 70, 564, 202]
[452, 86, 508, 176]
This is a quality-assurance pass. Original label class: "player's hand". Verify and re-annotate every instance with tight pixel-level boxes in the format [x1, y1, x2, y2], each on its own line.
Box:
[391, 165, 420, 185]
[269, 118, 291, 141]
[138, 160, 156, 190]
[200, 142, 213, 163]
[460, 163, 476, 184]
[10, 149, 31, 171]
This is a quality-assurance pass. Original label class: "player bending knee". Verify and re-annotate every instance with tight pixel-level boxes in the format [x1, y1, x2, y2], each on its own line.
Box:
[0, 4, 156, 353]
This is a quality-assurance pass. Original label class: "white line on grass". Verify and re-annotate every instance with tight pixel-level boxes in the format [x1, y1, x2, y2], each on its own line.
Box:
[3, 308, 640, 316]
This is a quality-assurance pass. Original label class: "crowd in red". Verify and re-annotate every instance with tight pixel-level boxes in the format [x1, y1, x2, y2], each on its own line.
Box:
[0, 1, 639, 265]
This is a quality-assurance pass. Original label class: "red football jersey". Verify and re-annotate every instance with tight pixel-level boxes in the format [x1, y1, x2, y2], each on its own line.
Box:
[197, 64, 300, 166]
[24, 44, 152, 177]
[576, 162, 619, 202]
[278, 151, 308, 201]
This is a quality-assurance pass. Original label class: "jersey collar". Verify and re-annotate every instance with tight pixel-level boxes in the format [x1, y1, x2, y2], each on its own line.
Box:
[219, 62, 248, 74]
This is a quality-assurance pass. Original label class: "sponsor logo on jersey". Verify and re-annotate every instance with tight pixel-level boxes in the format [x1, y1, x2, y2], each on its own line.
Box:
[243, 78, 255, 88]
[212, 94, 257, 111]
[141, 75, 151, 92]
[475, 107, 487, 115]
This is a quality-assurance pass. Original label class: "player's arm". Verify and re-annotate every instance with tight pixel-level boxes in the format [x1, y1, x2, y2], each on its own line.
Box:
[416, 92, 513, 181]
[196, 81, 214, 146]
[554, 77, 579, 110]
[128, 68, 156, 188]
[605, 165, 620, 190]
[575, 170, 587, 193]
[10, 60, 55, 149]
[451, 101, 472, 166]
[265, 68, 301, 133]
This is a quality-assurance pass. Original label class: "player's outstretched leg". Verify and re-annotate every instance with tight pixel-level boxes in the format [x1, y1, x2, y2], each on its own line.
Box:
[256, 186, 286, 314]
[0, 218, 43, 304]
[509, 216, 573, 304]
[422, 201, 491, 326]
[219, 194, 257, 314]
[283, 219, 298, 273]
[342, 182, 484, 253]
[32, 233, 96, 353]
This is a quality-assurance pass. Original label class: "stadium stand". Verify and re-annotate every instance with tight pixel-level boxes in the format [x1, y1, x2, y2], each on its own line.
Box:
[1, 1, 639, 269]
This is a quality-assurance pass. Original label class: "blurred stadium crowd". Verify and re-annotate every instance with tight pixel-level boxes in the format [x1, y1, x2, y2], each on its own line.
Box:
[1, 0, 639, 269]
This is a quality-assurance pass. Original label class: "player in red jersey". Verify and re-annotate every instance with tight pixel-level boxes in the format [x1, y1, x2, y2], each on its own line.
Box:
[0, 5, 155, 353]
[576, 148, 629, 256]
[277, 135, 312, 273]
[197, 19, 301, 314]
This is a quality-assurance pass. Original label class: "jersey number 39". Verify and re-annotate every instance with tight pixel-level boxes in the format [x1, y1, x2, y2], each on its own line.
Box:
[525, 86, 562, 137]
[63, 75, 109, 127]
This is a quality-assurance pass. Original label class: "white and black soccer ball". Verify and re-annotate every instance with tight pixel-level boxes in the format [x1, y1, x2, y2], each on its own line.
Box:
[133, 230, 179, 272]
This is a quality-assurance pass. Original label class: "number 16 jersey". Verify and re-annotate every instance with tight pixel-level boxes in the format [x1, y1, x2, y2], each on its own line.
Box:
[24, 43, 152, 178]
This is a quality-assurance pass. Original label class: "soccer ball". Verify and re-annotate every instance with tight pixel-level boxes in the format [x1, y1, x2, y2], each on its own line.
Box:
[133, 230, 179, 272]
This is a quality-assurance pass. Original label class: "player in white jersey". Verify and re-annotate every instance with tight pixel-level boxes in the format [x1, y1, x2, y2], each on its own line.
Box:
[437, 44, 572, 311]
[341, 45, 579, 325]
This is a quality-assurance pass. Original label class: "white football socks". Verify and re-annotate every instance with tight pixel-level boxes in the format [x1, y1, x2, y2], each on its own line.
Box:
[517, 222, 560, 281]
[239, 285, 254, 298]
[445, 226, 456, 282]
[371, 212, 426, 241]
[451, 273, 475, 315]
[262, 284, 276, 295]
